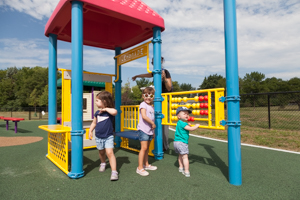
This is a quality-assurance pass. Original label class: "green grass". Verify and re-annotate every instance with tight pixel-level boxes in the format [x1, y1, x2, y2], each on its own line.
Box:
[0, 111, 62, 120]
[180, 125, 300, 152]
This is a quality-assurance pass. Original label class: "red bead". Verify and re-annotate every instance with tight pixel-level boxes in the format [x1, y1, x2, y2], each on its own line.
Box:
[199, 96, 204, 101]
[204, 95, 208, 101]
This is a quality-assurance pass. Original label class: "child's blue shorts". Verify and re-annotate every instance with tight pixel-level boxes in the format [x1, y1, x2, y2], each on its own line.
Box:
[95, 135, 114, 150]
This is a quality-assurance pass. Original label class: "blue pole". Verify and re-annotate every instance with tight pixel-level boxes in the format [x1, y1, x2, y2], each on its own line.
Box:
[48, 34, 57, 125]
[223, 0, 242, 185]
[115, 47, 122, 147]
[152, 27, 163, 160]
[68, 1, 85, 179]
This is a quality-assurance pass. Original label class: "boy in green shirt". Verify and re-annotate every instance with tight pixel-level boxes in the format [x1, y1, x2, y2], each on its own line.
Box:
[174, 107, 200, 177]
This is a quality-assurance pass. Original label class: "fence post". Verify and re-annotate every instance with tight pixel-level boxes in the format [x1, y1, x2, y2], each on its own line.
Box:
[39, 107, 42, 119]
[268, 94, 271, 129]
[29, 108, 31, 120]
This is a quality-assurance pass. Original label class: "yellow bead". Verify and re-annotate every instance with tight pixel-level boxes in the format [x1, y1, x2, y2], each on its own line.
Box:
[194, 96, 199, 102]
[196, 110, 200, 115]
[183, 97, 187, 102]
[192, 110, 197, 115]
[196, 103, 200, 108]
[171, 116, 178, 121]
[171, 98, 175, 102]
[174, 97, 178, 102]
[177, 97, 182, 102]
[192, 103, 196, 109]
[172, 110, 176, 115]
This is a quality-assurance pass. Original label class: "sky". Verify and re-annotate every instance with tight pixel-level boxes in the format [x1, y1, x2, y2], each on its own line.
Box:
[0, 0, 299, 89]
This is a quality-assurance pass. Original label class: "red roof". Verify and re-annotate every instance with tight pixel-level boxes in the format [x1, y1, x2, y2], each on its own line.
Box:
[45, 0, 165, 50]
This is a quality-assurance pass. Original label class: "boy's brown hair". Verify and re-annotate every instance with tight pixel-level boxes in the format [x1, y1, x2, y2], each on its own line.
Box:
[96, 91, 114, 108]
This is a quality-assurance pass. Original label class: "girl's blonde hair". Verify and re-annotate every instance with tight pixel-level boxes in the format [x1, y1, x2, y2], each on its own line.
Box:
[96, 91, 114, 108]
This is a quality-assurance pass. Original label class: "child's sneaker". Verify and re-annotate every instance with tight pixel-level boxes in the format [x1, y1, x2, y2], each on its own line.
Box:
[99, 163, 106, 172]
[136, 168, 149, 176]
[179, 168, 184, 173]
[182, 171, 190, 177]
[143, 164, 157, 170]
[110, 171, 119, 181]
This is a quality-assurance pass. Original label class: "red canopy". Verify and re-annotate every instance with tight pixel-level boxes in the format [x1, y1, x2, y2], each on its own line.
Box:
[45, 0, 165, 50]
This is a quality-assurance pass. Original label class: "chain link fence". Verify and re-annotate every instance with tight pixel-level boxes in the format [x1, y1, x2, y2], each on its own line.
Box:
[1, 91, 299, 131]
[240, 91, 300, 130]
[0, 107, 61, 120]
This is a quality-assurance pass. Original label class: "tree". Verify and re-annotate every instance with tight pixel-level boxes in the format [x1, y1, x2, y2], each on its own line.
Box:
[242, 72, 267, 108]
[242, 72, 267, 94]
[0, 78, 16, 108]
[136, 78, 151, 89]
[28, 88, 39, 115]
[39, 85, 48, 106]
[198, 74, 224, 89]
[264, 77, 290, 92]
[172, 81, 181, 92]
[180, 83, 195, 92]
[131, 85, 142, 103]
[121, 79, 133, 104]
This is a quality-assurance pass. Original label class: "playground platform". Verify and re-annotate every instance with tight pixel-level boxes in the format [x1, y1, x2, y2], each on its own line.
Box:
[0, 120, 299, 199]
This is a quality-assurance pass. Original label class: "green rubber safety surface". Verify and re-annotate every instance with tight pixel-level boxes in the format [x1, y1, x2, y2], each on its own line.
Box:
[1, 120, 300, 199]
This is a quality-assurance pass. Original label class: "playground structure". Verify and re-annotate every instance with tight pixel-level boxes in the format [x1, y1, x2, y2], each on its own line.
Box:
[39, 69, 114, 174]
[58, 68, 114, 148]
[116, 88, 225, 157]
[39, 0, 241, 186]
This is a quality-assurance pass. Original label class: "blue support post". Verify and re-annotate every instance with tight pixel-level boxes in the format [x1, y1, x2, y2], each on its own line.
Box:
[68, 1, 85, 179]
[223, 0, 242, 185]
[114, 47, 122, 147]
[48, 34, 57, 125]
[152, 27, 164, 160]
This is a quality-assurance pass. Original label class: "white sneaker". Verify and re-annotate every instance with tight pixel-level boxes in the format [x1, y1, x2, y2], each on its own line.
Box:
[182, 171, 190, 177]
[99, 163, 106, 172]
[136, 168, 149, 176]
[179, 168, 184, 173]
[143, 164, 157, 171]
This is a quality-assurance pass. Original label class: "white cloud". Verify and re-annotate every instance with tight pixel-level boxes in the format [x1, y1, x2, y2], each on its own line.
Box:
[0, 0, 59, 20]
[0, 0, 299, 87]
[0, 38, 48, 67]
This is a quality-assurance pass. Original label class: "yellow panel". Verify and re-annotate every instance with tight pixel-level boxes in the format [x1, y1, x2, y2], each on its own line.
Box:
[47, 131, 69, 174]
[63, 79, 71, 123]
[119, 105, 154, 157]
[105, 82, 112, 94]
[39, 125, 71, 133]
[215, 89, 225, 129]
[208, 91, 212, 127]
[85, 128, 90, 140]
[161, 94, 168, 124]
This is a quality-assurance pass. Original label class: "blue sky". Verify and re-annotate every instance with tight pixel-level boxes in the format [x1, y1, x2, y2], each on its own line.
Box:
[0, 0, 299, 89]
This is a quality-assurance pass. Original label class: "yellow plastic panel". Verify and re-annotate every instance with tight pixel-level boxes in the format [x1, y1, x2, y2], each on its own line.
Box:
[63, 79, 71, 123]
[46, 131, 69, 174]
[39, 125, 71, 133]
[105, 82, 113, 94]
[119, 105, 154, 157]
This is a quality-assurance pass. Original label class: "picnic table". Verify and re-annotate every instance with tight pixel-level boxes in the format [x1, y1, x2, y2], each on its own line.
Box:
[1, 117, 25, 133]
